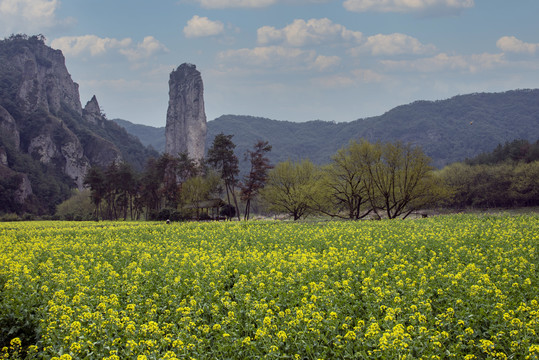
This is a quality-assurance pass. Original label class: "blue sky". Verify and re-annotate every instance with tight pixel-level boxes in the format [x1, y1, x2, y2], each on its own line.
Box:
[1, 0, 539, 126]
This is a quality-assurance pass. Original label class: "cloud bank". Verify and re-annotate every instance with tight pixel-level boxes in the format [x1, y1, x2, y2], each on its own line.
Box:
[184, 15, 225, 38]
[343, 0, 474, 14]
[193, 0, 330, 9]
[0, 0, 70, 34]
[51, 35, 168, 61]
[497, 36, 539, 55]
[258, 18, 362, 47]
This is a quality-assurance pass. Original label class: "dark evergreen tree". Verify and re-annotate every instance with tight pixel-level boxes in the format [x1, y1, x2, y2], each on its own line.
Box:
[83, 166, 106, 220]
[207, 133, 240, 220]
[241, 140, 272, 220]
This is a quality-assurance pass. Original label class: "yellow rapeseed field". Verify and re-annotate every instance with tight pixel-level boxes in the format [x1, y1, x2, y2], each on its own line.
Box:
[0, 214, 537, 359]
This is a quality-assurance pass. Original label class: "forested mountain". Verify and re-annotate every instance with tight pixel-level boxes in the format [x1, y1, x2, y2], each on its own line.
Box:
[0, 35, 157, 215]
[115, 89, 539, 170]
[113, 118, 166, 153]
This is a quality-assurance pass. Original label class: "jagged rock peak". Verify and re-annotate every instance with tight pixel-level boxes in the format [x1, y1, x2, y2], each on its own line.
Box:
[84, 95, 101, 116]
[165, 62, 207, 161]
[83, 95, 103, 125]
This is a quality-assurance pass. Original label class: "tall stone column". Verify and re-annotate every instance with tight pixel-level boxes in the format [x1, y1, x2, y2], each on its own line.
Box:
[165, 63, 207, 160]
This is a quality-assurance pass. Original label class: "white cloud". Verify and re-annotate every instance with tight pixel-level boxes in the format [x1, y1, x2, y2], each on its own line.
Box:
[312, 55, 341, 70]
[496, 36, 539, 55]
[343, 0, 474, 14]
[119, 36, 169, 61]
[218, 46, 316, 68]
[194, 0, 276, 8]
[193, 0, 329, 9]
[51, 35, 168, 61]
[350, 33, 436, 56]
[257, 25, 283, 45]
[184, 15, 225, 38]
[218, 45, 340, 72]
[313, 69, 386, 87]
[381, 52, 506, 73]
[0, 0, 65, 33]
[257, 18, 362, 47]
[51, 35, 132, 56]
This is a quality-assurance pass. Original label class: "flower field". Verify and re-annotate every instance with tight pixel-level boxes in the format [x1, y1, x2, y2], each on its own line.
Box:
[1, 214, 538, 359]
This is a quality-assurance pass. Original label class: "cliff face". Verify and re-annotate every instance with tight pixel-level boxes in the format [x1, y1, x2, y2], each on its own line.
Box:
[13, 41, 83, 115]
[0, 35, 156, 215]
[165, 63, 207, 161]
[0, 105, 20, 150]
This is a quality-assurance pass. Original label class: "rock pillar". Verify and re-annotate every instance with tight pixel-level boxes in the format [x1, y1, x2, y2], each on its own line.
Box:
[165, 63, 207, 160]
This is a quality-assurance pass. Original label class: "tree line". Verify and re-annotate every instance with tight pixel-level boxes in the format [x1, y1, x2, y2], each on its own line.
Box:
[438, 139, 539, 208]
[260, 138, 539, 220]
[81, 134, 272, 221]
[62, 137, 539, 222]
[261, 140, 447, 220]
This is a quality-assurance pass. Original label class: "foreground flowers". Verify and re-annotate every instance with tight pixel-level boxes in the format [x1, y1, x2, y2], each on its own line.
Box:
[0, 214, 537, 359]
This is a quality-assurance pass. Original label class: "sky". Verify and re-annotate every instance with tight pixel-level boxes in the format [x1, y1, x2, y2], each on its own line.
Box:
[1, 0, 539, 127]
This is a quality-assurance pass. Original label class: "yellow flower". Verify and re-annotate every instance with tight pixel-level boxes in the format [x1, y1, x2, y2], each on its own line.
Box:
[70, 342, 82, 353]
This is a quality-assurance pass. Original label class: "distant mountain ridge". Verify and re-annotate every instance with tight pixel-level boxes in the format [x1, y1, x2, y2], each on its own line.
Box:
[114, 89, 539, 170]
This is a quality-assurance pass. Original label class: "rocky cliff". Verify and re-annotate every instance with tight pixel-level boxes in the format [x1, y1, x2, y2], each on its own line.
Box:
[0, 35, 156, 215]
[165, 63, 207, 161]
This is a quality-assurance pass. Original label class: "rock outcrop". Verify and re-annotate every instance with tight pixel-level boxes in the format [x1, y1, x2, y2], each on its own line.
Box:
[25, 118, 89, 189]
[0, 105, 20, 150]
[82, 95, 123, 166]
[165, 63, 207, 160]
[83, 95, 104, 126]
[12, 37, 82, 115]
[0, 147, 8, 166]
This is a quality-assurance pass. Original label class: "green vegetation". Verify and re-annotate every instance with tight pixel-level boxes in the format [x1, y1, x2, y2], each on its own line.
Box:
[438, 139, 539, 209]
[68, 136, 539, 222]
[262, 159, 321, 220]
[262, 140, 448, 221]
[465, 138, 539, 165]
[55, 189, 94, 221]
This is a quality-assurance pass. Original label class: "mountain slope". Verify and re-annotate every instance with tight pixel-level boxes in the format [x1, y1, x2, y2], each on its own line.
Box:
[0, 35, 157, 215]
[115, 89, 539, 170]
[113, 118, 166, 153]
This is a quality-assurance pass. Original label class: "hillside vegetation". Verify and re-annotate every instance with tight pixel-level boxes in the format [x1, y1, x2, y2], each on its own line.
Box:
[115, 89, 539, 171]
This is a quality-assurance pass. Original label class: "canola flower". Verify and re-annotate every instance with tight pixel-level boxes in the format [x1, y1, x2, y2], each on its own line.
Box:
[0, 214, 537, 359]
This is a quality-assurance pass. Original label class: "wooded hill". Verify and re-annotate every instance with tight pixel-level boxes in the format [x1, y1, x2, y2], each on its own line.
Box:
[114, 89, 539, 171]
